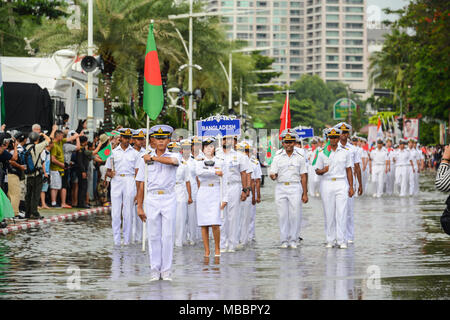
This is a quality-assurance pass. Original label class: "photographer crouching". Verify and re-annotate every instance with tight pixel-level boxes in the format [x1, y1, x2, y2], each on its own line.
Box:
[24, 128, 54, 219]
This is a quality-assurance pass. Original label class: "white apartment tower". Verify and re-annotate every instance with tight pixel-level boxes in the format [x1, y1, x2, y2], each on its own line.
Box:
[207, 0, 368, 90]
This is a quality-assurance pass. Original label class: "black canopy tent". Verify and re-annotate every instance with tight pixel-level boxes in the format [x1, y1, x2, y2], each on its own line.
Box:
[3, 82, 54, 133]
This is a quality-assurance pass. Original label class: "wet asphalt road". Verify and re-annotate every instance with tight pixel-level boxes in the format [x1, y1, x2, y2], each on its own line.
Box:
[0, 172, 449, 299]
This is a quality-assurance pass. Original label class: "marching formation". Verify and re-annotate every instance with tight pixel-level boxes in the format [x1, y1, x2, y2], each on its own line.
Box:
[106, 121, 424, 282]
[107, 125, 261, 281]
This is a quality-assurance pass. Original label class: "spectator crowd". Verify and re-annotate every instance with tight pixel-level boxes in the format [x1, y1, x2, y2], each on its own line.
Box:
[0, 116, 121, 224]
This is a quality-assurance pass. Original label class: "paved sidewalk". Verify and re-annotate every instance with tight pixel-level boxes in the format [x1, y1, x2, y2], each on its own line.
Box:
[0, 206, 111, 235]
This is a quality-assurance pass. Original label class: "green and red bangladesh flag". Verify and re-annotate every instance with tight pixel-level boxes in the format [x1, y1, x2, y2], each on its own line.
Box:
[97, 131, 119, 161]
[98, 144, 112, 161]
[143, 22, 164, 120]
[266, 140, 274, 165]
[312, 140, 331, 166]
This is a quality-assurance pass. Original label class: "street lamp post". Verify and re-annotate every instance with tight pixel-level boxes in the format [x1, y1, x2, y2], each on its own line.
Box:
[169, 5, 268, 134]
[86, 0, 94, 142]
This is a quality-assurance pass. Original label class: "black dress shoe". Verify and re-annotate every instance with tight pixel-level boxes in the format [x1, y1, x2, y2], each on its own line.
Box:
[30, 215, 44, 220]
[77, 205, 90, 209]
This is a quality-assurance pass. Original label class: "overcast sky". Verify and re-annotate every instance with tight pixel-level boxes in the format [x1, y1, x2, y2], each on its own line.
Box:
[367, 0, 411, 21]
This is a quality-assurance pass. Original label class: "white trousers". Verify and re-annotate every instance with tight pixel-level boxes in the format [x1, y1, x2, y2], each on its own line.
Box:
[372, 165, 385, 197]
[275, 183, 302, 244]
[395, 166, 409, 196]
[414, 171, 419, 194]
[248, 203, 256, 242]
[220, 183, 241, 250]
[145, 192, 176, 274]
[132, 204, 143, 243]
[239, 195, 252, 245]
[408, 167, 416, 196]
[320, 179, 349, 245]
[186, 201, 198, 242]
[346, 195, 354, 242]
[385, 169, 394, 195]
[111, 176, 136, 246]
[175, 184, 188, 247]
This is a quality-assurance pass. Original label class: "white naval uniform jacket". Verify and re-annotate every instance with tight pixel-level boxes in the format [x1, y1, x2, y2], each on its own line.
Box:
[217, 149, 249, 184]
[269, 149, 307, 183]
[370, 148, 389, 167]
[393, 149, 413, 167]
[315, 146, 352, 181]
[105, 145, 140, 175]
[135, 149, 180, 193]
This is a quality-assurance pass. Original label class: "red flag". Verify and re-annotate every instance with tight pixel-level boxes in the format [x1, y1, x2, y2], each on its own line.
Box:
[279, 90, 291, 140]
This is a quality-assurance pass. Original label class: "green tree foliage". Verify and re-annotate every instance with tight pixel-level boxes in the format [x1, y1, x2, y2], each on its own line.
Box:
[0, 0, 66, 56]
[254, 75, 365, 134]
[370, 0, 449, 131]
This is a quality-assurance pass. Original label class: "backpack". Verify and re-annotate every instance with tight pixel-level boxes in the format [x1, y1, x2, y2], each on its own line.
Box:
[20, 144, 41, 175]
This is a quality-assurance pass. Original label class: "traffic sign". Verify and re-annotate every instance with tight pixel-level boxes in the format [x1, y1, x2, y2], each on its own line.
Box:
[333, 98, 357, 120]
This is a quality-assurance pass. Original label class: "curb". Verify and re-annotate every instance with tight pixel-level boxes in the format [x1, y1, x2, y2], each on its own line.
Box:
[0, 207, 111, 236]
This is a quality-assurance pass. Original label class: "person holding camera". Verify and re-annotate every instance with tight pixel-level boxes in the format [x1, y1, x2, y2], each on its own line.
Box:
[40, 141, 53, 209]
[7, 132, 27, 216]
[0, 133, 19, 194]
[24, 128, 53, 219]
[435, 145, 450, 235]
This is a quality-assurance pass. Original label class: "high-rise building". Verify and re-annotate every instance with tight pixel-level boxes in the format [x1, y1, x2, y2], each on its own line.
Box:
[206, 0, 368, 90]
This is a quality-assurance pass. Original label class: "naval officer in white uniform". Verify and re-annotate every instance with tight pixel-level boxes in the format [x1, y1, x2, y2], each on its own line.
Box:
[334, 122, 362, 245]
[106, 128, 140, 246]
[136, 125, 179, 281]
[315, 128, 354, 249]
[218, 135, 249, 253]
[195, 137, 228, 257]
[131, 129, 147, 243]
[269, 129, 308, 249]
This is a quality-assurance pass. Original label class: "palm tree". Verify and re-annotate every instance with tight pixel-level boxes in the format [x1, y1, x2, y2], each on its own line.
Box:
[33, 0, 185, 130]
[368, 29, 414, 112]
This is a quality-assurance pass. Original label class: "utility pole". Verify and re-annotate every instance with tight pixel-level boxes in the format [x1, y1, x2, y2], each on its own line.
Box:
[87, 0, 94, 142]
[188, 0, 193, 134]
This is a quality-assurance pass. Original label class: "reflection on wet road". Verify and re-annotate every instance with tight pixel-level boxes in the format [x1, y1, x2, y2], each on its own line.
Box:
[0, 173, 449, 299]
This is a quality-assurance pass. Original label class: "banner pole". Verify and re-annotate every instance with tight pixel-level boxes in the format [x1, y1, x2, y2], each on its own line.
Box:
[285, 89, 289, 129]
[142, 115, 149, 252]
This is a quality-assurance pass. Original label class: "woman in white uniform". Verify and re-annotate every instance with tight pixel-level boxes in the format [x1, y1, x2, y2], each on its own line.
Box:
[196, 137, 228, 257]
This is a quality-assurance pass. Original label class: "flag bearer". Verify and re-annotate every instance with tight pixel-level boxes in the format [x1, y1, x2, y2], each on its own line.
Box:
[315, 128, 354, 249]
[136, 125, 179, 281]
[131, 129, 147, 243]
[106, 128, 141, 246]
[269, 129, 308, 249]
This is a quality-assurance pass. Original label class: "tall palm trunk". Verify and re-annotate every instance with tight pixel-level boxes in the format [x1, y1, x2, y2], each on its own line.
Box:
[102, 52, 116, 130]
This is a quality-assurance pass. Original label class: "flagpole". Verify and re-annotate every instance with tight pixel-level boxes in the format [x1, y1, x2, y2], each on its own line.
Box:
[142, 115, 149, 252]
[285, 89, 289, 130]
